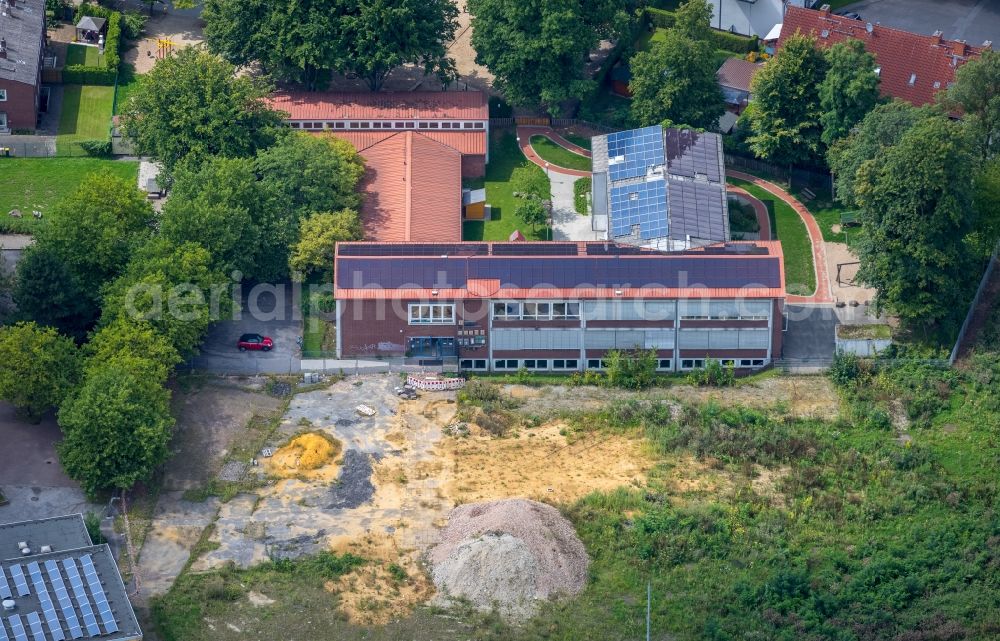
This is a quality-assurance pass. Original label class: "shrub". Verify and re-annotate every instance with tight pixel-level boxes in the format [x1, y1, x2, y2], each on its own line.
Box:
[78, 139, 112, 157]
[645, 7, 676, 29]
[828, 351, 865, 388]
[709, 30, 758, 54]
[688, 359, 735, 387]
[574, 176, 591, 215]
[62, 65, 116, 85]
[121, 10, 147, 40]
[604, 349, 658, 390]
[84, 512, 105, 544]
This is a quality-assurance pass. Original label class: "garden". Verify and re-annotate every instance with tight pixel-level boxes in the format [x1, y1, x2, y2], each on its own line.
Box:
[528, 135, 592, 171]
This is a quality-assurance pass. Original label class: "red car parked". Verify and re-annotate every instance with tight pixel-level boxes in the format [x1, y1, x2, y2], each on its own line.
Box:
[237, 333, 273, 352]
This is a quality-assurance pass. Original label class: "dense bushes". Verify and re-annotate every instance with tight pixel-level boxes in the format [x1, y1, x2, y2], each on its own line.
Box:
[643, 7, 757, 52]
[645, 7, 676, 29]
[78, 139, 112, 157]
[573, 176, 591, 215]
[62, 66, 116, 85]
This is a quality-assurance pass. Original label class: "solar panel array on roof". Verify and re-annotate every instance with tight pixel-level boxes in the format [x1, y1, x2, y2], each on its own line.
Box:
[0, 568, 11, 600]
[337, 243, 488, 257]
[63, 558, 100, 637]
[491, 243, 578, 256]
[609, 181, 668, 240]
[667, 179, 728, 241]
[9, 566, 29, 598]
[606, 126, 664, 181]
[664, 129, 723, 182]
[584, 244, 649, 256]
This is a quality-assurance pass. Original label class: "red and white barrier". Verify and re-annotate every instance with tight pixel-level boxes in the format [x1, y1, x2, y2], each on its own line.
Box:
[406, 374, 465, 391]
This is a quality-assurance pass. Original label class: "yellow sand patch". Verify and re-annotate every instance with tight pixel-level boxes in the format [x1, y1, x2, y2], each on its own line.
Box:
[266, 432, 342, 479]
[441, 422, 652, 504]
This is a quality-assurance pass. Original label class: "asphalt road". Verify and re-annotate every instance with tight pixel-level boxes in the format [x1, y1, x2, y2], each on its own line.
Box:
[840, 0, 999, 46]
[188, 284, 302, 375]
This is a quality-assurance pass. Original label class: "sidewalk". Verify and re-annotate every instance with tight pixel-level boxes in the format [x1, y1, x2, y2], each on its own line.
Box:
[726, 170, 834, 305]
[515, 126, 592, 177]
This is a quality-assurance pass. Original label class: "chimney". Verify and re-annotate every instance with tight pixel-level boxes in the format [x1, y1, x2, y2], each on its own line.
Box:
[932, 30, 943, 44]
[819, 4, 831, 15]
[955, 40, 967, 56]
[983, 40, 993, 50]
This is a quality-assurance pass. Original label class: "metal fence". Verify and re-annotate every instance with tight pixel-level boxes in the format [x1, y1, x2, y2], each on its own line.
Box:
[0, 141, 92, 158]
[949, 240, 1000, 364]
[724, 154, 833, 193]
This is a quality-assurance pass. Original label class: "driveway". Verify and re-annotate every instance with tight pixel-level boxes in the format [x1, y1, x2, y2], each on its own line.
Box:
[840, 0, 999, 46]
[781, 304, 837, 362]
[188, 284, 302, 375]
[550, 172, 601, 241]
[0, 402, 98, 523]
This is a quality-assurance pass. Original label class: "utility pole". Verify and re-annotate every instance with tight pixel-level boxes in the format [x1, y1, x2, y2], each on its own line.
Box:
[646, 581, 652, 641]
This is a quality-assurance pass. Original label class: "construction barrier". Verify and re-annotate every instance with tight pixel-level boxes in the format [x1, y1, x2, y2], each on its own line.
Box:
[406, 374, 465, 391]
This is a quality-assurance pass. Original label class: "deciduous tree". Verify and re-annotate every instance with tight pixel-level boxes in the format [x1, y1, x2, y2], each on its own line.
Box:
[946, 50, 1000, 159]
[119, 47, 284, 171]
[58, 362, 174, 498]
[853, 116, 978, 331]
[468, 0, 626, 112]
[827, 101, 934, 207]
[629, 29, 724, 129]
[819, 39, 881, 145]
[12, 245, 97, 340]
[515, 197, 548, 233]
[85, 318, 182, 383]
[742, 33, 827, 165]
[289, 210, 364, 278]
[0, 322, 80, 422]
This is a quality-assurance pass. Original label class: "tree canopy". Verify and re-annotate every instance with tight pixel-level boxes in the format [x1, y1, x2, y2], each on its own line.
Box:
[853, 116, 978, 331]
[819, 39, 881, 146]
[629, 27, 724, 129]
[58, 361, 174, 498]
[290, 210, 364, 278]
[12, 245, 96, 340]
[946, 50, 1000, 159]
[468, 0, 626, 112]
[742, 33, 827, 165]
[827, 101, 935, 208]
[0, 322, 80, 422]
[203, 0, 458, 91]
[119, 47, 284, 171]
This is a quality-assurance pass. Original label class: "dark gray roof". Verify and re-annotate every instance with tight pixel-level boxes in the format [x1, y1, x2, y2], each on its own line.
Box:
[75, 16, 105, 32]
[0, 515, 142, 641]
[0, 0, 44, 87]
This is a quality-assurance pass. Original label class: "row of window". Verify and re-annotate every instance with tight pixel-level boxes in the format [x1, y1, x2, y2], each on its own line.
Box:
[290, 120, 485, 131]
[458, 357, 769, 371]
[493, 302, 581, 321]
[680, 314, 768, 321]
[408, 303, 456, 325]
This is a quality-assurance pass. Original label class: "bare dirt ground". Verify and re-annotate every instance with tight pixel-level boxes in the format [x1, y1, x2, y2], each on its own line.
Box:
[505, 374, 840, 422]
[119, 1, 204, 74]
[826, 241, 877, 305]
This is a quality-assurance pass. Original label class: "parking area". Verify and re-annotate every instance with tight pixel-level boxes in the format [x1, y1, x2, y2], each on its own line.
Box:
[782, 304, 838, 362]
[0, 402, 97, 523]
[840, 0, 999, 46]
[188, 284, 302, 375]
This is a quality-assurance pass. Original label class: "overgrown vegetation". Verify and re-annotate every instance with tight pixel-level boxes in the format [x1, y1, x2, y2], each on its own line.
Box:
[574, 176, 591, 215]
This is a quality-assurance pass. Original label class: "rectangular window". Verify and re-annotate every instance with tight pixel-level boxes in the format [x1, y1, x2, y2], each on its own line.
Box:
[463, 122, 474, 129]
[523, 360, 547, 370]
[334, 122, 346, 129]
[290, 122, 301, 129]
[657, 359, 672, 370]
[408, 303, 455, 325]
[524, 360, 536, 369]
[752, 359, 765, 366]
[522, 302, 551, 320]
[475, 359, 487, 369]
[372, 121, 383, 129]
[474, 122, 485, 129]
[552, 359, 580, 370]
[494, 359, 517, 370]
[587, 359, 608, 370]
[681, 359, 706, 370]
[405, 122, 416, 129]
[492, 302, 521, 320]
[349, 122, 360, 129]
[418, 122, 430, 129]
[721, 359, 735, 367]
[303, 122, 315, 129]
[429, 122, 440, 129]
[460, 359, 473, 369]
[740, 359, 753, 367]
[313, 122, 323, 129]
[394, 122, 404, 129]
[0, 89, 6, 101]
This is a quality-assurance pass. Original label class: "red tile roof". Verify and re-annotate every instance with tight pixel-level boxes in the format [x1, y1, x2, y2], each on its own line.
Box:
[330, 130, 486, 155]
[779, 6, 988, 107]
[357, 132, 463, 243]
[268, 91, 488, 121]
[717, 58, 762, 93]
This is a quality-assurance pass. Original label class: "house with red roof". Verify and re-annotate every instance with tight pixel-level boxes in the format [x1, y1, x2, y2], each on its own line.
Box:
[717, 58, 762, 112]
[779, 5, 990, 107]
[267, 91, 489, 177]
[266, 91, 489, 244]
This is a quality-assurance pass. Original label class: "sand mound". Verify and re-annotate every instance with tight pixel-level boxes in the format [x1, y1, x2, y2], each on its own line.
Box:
[428, 498, 589, 621]
[267, 432, 341, 477]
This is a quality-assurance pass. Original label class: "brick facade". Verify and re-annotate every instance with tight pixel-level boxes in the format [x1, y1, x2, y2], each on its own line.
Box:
[0, 79, 38, 131]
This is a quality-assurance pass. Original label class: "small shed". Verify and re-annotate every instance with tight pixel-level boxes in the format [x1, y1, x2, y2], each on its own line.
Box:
[462, 187, 487, 220]
[76, 16, 107, 43]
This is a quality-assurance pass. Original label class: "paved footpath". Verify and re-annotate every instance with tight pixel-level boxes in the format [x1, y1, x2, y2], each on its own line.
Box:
[726, 170, 833, 305]
[515, 125, 592, 177]
[725, 186, 772, 243]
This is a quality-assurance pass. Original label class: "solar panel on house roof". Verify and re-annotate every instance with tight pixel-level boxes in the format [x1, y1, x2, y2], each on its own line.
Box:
[24, 613, 43, 641]
[606, 126, 665, 181]
[45, 560, 81, 640]
[664, 129, 722, 182]
[0, 616, 8, 641]
[0, 568, 11, 600]
[666, 179, 728, 241]
[9, 566, 29, 597]
[338, 243, 488, 257]
[491, 243, 578, 256]
[7, 615, 27, 641]
[609, 181, 669, 240]
[62, 559, 99, 638]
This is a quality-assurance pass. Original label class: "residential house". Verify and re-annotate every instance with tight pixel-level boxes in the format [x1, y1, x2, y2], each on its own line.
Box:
[708, 0, 807, 38]
[717, 57, 762, 112]
[0, 0, 45, 133]
[779, 5, 990, 106]
[591, 126, 730, 251]
[333, 241, 786, 373]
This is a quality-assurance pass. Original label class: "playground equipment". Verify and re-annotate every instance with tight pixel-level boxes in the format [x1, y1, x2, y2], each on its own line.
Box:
[156, 38, 176, 58]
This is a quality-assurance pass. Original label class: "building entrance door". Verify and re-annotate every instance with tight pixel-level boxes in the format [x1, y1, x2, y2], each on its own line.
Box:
[408, 337, 456, 357]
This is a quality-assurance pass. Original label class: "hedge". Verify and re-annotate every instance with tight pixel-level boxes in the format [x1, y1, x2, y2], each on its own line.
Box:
[574, 177, 592, 215]
[643, 8, 758, 54]
[63, 65, 116, 85]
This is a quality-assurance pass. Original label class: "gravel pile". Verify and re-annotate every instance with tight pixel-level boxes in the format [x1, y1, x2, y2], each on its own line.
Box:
[428, 499, 589, 621]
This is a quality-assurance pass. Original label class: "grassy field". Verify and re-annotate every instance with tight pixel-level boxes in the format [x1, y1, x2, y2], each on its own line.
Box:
[0, 158, 139, 232]
[56, 85, 115, 155]
[113, 63, 140, 115]
[529, 135, 592, 171]
[727, 176, 816, 296]
[462, 132, 552, 241]
[65, 43, 105, 67]
[563, 133, 592, 150]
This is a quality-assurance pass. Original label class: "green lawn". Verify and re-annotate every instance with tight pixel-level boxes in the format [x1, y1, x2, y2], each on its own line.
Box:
[57, 85, 115, 155]
[727, 176, 816, 296]
[0, 158, 139, 232]
[529, 135, 592, 171]
[463, 133, 552, 242]
[563, 133, 592, 151]
[65, 43, 105, 67]
[113, 63, 140, 115]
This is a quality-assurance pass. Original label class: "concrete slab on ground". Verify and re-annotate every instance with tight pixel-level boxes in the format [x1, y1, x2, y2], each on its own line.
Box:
[782, 304, 837, 362]
[550, 173, 600, 241]
[135, 491, 220, 599]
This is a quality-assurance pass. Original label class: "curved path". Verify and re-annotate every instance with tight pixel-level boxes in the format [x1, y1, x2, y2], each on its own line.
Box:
[516, 125, 592, 177]
[726, 170, 833, 305]
[726, 186, 771, 243]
